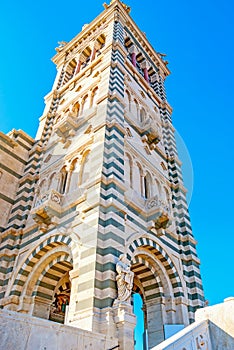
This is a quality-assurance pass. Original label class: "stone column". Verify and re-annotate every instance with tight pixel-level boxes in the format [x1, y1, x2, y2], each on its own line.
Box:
[145, 300, 165, 349]
[129, 45, 138, 67]
[113, 302, 136, 350]
[66, 268, 79, 325]
[91, 42, 100, 62]
[32, 296, 51, 320]
[141, 60, 150, 83]
[74, 60, 81, 75]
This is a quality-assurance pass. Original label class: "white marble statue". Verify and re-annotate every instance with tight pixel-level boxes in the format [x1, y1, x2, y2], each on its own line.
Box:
[116, 254, 134, 303]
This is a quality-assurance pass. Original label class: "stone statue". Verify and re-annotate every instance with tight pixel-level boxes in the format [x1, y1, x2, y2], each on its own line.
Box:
[115, 254, 134, 303]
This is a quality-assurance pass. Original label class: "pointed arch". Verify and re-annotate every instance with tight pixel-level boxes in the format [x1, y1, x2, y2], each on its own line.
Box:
[127, 237, 185, 299]
[73, 101, 80, 117]
[8, 234, 74, 301]
[81, 94, 89, 114]
[69, 158, 80, 191]
[125, 90, 131, 112]
[134, 161, 143, 196]
[125, 152, 133, 188]
[58, 166, 68, 194]
[48, 172, 58, 191]
[39, 178, 47, 194]
[155, 178, 162, 197]
[133, 99, 139, 120]
[81, 46, 92, 69]
[143, 171, 152, 199]
[79, 150, 91, 185]
[90, 87, 98, 107]
[140, 107, 146, 123]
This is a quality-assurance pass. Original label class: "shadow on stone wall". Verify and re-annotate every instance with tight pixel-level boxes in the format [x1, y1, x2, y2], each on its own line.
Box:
[209, 321, 234, 350]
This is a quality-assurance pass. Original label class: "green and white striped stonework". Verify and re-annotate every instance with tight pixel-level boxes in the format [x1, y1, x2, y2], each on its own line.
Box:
[0, 1, 204, 348]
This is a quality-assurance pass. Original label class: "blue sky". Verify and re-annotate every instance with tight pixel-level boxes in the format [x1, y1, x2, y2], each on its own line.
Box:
[0, 0, 233, 315]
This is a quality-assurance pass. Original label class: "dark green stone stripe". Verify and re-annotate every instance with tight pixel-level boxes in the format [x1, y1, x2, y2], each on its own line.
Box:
[0, 144, 27, 165]
[0, 192, 14, 205]
[0, 163, 21, 179]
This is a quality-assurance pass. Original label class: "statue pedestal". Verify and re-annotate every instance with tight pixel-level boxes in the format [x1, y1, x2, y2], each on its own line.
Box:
[112, 301, 136, 350]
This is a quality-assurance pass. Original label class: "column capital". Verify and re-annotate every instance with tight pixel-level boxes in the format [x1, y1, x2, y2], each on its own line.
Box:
[140, 59, 150, 70]
[128, 45, 138, 55]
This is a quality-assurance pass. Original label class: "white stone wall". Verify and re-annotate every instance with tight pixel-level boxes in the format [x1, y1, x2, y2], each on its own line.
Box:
[151, 297, 234, 350]
[0, 309, 118, 350]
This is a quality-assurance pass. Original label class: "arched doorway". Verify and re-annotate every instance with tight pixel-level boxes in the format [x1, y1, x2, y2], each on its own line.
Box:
[129, 241, 187, 349]
[31, 254, 73, 323]
[133, 292, 145, 350]
[131, 255, 165, 348]
[49, 270, 72, 323]
[8, 235, 74, 324]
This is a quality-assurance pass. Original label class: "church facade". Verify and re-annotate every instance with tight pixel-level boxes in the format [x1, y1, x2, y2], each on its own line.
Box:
[0, 1, 204, 349]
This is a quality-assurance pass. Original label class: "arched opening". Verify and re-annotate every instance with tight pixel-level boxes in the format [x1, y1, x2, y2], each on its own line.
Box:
[125, 153, 133, 188]
[134, 162, 143, 196]
[48, 172, 58, 191]
[155, 178, 162, 197]
[96, 34, 106, 57]
[73, 102, 80, 117]
[39, 178, 47, 194]
[30, 254, 73, 324]
[128, 239, 187, 349]
[140, 108, 146, 124]
[133, 293, 145, 350]
[143, 172, 152, 199]
[69, 158, 79, 191]
[63, 58, 77, 85]
[90, 87, 98, 107]
[126, 90, 131, 112]
[131, 254, 165, 349]
[8, 235, 75, 323]
[81, 95, 89, 114]
[79, 151, 91, 185]
[48, 265, 72, 324]
[59, 166, 68, 194]
[133, 99, 139, 120]
[80, 46, 92, 69]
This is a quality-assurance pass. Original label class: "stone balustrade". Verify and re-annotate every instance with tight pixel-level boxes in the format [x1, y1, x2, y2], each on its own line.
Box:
[145, 195, 171, 230]
[141, 118, 161, 148]
[54, 114, 78, 139]
[31, 189, 63, 228]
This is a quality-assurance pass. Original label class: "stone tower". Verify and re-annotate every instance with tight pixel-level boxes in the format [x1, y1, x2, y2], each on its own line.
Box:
[0, 1, 204, 349]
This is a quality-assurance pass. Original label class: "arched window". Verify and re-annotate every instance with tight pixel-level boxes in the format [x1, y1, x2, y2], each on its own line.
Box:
[140, 108, 146, 124]
[125, 153, 133, 188]
[59, 166, 68, 194]
[82, 95, 89, 114]
[133, 293, 145, 349]
[80, 151, 91, 185]
[155, 179, 161, 196]
[90, 88, 98, 107]
[48, 173, 58, 191]
[126, 90, 131, 112]
[164, 187, 171, 204]
[69, 158, 79, 191]
[154, 105, 160, 114]
[63, 58, 77, 85]
[81, 47, 92, 69]
[133, 99, 139, 120]
[96, 34, 106, 57]
[73, 102, 80, 117]
[135, 162, 143, 196]
[39, 179, 47, 194]
[143, 172, 152, 199]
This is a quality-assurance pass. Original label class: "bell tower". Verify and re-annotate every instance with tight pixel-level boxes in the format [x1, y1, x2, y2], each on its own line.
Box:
[0, 1, 204, 349]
